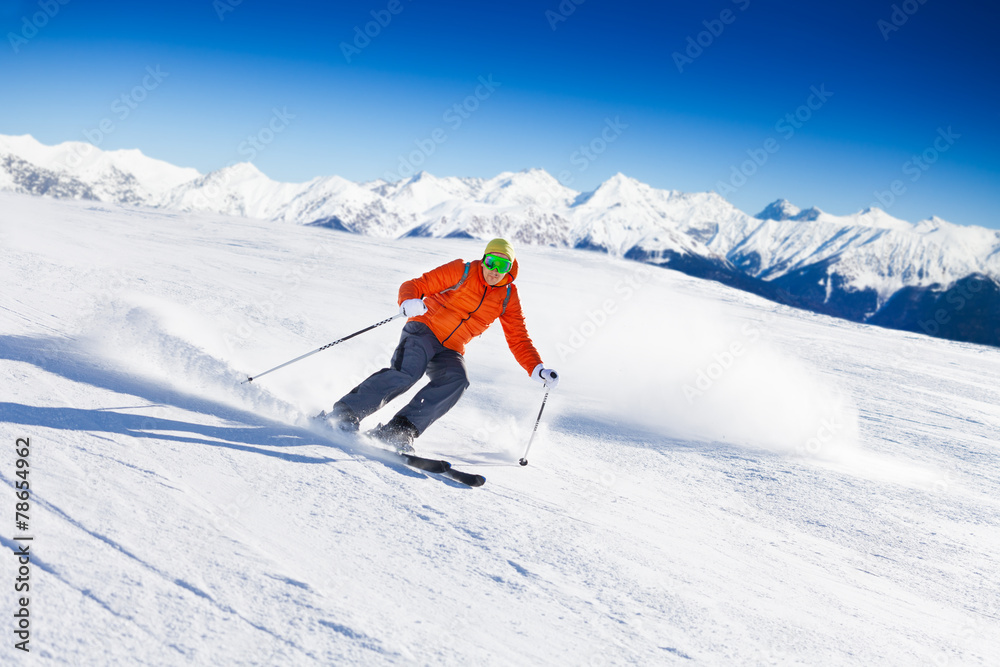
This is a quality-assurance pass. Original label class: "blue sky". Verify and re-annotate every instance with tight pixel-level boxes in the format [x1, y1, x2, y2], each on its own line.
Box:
[2, 0, 998, 228]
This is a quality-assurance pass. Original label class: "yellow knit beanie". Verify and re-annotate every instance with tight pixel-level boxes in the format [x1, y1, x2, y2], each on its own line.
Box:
[484, 238, 515, 261]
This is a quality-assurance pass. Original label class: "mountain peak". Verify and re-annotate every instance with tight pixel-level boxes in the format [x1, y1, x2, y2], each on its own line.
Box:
[589, 172, 642, 195]
[512, 167, 562, 184]
[0, 133, 43, 152]
[852, 206, 912, 231]
[490, 168, 561, 188]
[407, 170, 438, 184]
[756, 199, 801, 221]
[604, 172, 634, 185]
[216, 161, 267, 180]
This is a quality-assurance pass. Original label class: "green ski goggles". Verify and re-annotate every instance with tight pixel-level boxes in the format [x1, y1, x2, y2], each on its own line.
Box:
[483, 253, 513, 274]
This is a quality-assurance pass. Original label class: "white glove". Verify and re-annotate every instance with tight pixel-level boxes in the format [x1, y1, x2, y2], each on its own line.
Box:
[400, 298, 427, 317]
[531, 363, 559, 389]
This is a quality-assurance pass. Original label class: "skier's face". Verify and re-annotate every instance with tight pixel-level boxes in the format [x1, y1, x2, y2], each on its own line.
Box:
[482, 253, 510, 286]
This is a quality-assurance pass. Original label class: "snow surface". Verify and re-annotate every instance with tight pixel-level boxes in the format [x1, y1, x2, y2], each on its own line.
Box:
[2, 192, 999, 665]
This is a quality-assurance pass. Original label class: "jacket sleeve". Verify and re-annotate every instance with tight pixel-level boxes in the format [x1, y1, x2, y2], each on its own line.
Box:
[499, 285, 544, 375]
[398, 259, 468, 304]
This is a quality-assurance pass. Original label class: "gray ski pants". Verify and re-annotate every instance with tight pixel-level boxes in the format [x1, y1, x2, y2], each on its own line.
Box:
[335, 321, 470, 435]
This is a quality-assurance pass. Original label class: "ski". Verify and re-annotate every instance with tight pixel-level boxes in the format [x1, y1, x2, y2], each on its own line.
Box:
[310, 412, 486, 487]
[399, 454, 485, 486]
[442, 468, 486, 487]
[398, 453, 451, 474]
[398, 453, 485, 486]
[398, 453, 486, 486]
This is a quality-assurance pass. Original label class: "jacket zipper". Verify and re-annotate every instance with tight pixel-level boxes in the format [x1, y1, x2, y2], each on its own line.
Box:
[442, 286, 489, 344]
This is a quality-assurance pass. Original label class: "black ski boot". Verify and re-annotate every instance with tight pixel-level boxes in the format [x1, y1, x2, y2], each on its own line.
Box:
[368, 415, 418, 454]
[317, 403, 360, 432]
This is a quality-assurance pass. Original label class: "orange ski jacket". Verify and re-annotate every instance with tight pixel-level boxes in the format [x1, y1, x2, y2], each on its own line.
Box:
[398, 258, 543, 375]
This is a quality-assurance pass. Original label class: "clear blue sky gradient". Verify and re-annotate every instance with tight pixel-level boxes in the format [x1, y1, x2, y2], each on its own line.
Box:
[2, 0, 998, 228]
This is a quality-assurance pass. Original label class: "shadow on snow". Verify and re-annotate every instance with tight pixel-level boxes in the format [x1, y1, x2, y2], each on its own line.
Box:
[0, 334, 414, 479]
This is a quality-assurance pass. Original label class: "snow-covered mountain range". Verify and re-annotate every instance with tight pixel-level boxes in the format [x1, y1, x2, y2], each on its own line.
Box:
[3, 133, 998, 346]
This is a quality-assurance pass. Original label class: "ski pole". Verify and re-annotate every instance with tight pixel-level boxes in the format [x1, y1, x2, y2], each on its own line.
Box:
[519, 381, 554, 466]
[242, 312, 404, 384]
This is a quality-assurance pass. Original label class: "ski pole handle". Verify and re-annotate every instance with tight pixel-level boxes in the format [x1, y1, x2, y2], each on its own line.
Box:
[242, 312, 404, 384]
[518, 388, 550, 466]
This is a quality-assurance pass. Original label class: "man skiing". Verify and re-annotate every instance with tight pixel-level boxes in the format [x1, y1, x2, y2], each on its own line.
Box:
[323, 238, 559, 453]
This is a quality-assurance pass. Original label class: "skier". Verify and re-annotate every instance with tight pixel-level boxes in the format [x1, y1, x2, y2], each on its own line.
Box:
[322, 238, 559, 453]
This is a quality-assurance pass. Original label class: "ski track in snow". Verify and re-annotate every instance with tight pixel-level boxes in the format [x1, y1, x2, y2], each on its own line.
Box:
[1, 192, 999, 665]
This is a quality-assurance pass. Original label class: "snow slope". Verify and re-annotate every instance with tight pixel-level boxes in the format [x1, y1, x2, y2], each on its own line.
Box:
[2, 193, 999, 665]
